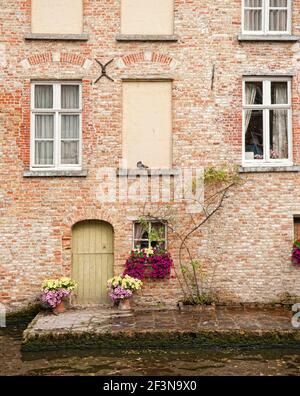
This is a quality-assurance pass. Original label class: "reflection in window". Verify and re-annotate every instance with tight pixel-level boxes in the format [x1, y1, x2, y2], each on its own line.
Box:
[133, 222, 166, 250]
[243, 79, 291, 164]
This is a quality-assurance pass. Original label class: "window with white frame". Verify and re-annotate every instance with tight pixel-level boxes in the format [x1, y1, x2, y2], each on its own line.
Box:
[242, 0, 291, 34]
[31, 82, 82, 170]
[133, 221, 167, 250]
[243, 78, 292, 165]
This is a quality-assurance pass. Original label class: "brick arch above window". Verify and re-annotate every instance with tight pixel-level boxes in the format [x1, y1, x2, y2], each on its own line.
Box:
[116, 51, 177, 69]
[21, 52, 92, 69]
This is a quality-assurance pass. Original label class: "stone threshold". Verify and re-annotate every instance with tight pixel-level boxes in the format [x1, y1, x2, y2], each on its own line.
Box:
[238, 34, 300, 42]
[24, 33, 89, 41]
[23, 170, 88, 178]
[22, 306, 299, 351]
[239, 166, 300, 173]
[116, 34, 179, 42]
[117, 168, 180, 177]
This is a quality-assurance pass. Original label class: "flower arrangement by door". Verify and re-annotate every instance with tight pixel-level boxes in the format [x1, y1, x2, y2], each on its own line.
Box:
[107, 275, 142, 310]
[41, 277, 77, 314]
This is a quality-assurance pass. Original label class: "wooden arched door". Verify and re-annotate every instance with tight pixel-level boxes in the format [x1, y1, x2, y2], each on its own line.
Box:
[72, 220, 114, 304]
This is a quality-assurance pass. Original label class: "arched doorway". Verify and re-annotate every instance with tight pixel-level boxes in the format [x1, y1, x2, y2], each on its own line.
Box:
[72, 220, 114, 304]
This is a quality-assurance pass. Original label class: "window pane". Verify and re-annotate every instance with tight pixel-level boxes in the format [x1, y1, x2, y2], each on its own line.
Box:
[35, 115, 54, 138]
[61, 85, 79, 109]
[245, 110, 264, 160]
[245, 0, 262, 6]
[150, 222, 166, 249]
[245, 81, 263, 105]
[244, 9, 262, 31]
[34, 85, 53, 108]
[134, 223, 145, 240]
[61, 115, 79, 139]
[35, 141, 53, 165]
[134, 240, 149, 249]
[271, 82, 288, 104]
[61, 141, 79, 164]
[269, 10, 287, 31]
[270, 109, 288, 159]
[270, 0, 287, 7]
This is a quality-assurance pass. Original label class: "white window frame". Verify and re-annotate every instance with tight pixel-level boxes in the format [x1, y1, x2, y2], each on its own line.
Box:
[242, 76, 292, 167]
[132, 221, 167, 250]
[242, 0, 292, 35]
[30, 81, 82, 171]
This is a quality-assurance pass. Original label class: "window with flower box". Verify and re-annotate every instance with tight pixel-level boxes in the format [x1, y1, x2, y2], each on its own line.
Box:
[30, 82, 82, 171]
[242, 0, 291, 35]
[133, 221, 167, 250]
[243, 77, 292, 166]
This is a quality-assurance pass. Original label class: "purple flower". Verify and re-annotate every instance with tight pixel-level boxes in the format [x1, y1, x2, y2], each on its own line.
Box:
[41, 288, 71, 308]
[292, 247, 300, 265]
[123, 249, 173, 279]
[108, 286, 133, 302]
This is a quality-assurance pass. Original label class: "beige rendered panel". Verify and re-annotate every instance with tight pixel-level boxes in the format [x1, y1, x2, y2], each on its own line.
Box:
[123, 81, 172, 169]
[121, 0, 174, 35]
[31, 0, 83, 34]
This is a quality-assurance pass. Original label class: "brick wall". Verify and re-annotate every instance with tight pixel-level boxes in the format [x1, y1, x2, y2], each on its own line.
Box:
[1, 0, 300, 311]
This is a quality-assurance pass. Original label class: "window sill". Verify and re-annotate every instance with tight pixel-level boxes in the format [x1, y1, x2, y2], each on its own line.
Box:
[24, 33, 89, 41]
[116, 34, 179, 42]
[117, 168, 180, 177]
[237, 34, 300, 42]
[23, 170, 88, 178]
[239, 165, 300, 173]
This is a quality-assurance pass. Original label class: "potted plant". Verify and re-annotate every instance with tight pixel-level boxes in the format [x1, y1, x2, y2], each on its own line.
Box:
[292, 240, 300, 266]
[107, 274, 142, 310]
[41, 277, 77, 315]
[124, 248, 173, 280]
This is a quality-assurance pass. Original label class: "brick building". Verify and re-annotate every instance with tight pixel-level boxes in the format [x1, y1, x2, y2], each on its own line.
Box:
[1, 0, 300, 311]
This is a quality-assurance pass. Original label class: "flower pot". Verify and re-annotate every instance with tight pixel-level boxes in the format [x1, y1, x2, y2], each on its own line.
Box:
[119, 298, 131, 311]
[53, 301, 66, 315]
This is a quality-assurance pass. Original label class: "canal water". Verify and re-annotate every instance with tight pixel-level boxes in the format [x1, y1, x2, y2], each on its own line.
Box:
[1, 321, 300, 376]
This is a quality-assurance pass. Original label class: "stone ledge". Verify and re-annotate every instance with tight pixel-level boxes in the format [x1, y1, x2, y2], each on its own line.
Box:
[23, 170, 88, 178]
[116, 34, 179, 42]
[21, 307, 299, 351]
[24, 33, 89, 41]
[117, 168, 181, 177]
[239, 166, 300, 173]
[238, 34, 300, 42]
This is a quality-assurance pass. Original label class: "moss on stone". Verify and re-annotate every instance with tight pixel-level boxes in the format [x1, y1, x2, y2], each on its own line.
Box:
[22, 328, 300, 352]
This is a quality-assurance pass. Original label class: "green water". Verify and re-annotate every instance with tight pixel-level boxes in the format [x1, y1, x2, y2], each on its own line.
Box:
[1, 322, 300, 376]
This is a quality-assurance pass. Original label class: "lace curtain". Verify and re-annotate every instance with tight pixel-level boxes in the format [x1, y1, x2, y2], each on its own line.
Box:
[34, 85, 80, 165]
[244, 0, 288, 32]
[271, 83, 288, 159]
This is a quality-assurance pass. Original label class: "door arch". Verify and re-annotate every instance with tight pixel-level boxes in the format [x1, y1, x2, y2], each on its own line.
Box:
[72, 220, 114, 304]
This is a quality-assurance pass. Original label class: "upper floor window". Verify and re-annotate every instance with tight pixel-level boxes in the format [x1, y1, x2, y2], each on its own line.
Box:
[243, 77, 292, 165]
[31, 82, 82, 170]
[122, 81, 172, 169]
[121, 0, 174, 35]
[31, 0, 83, 35]
[242, 0, 291, 34]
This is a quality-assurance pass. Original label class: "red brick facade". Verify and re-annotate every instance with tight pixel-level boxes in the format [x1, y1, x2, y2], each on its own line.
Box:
[1, 1, 300, 311]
